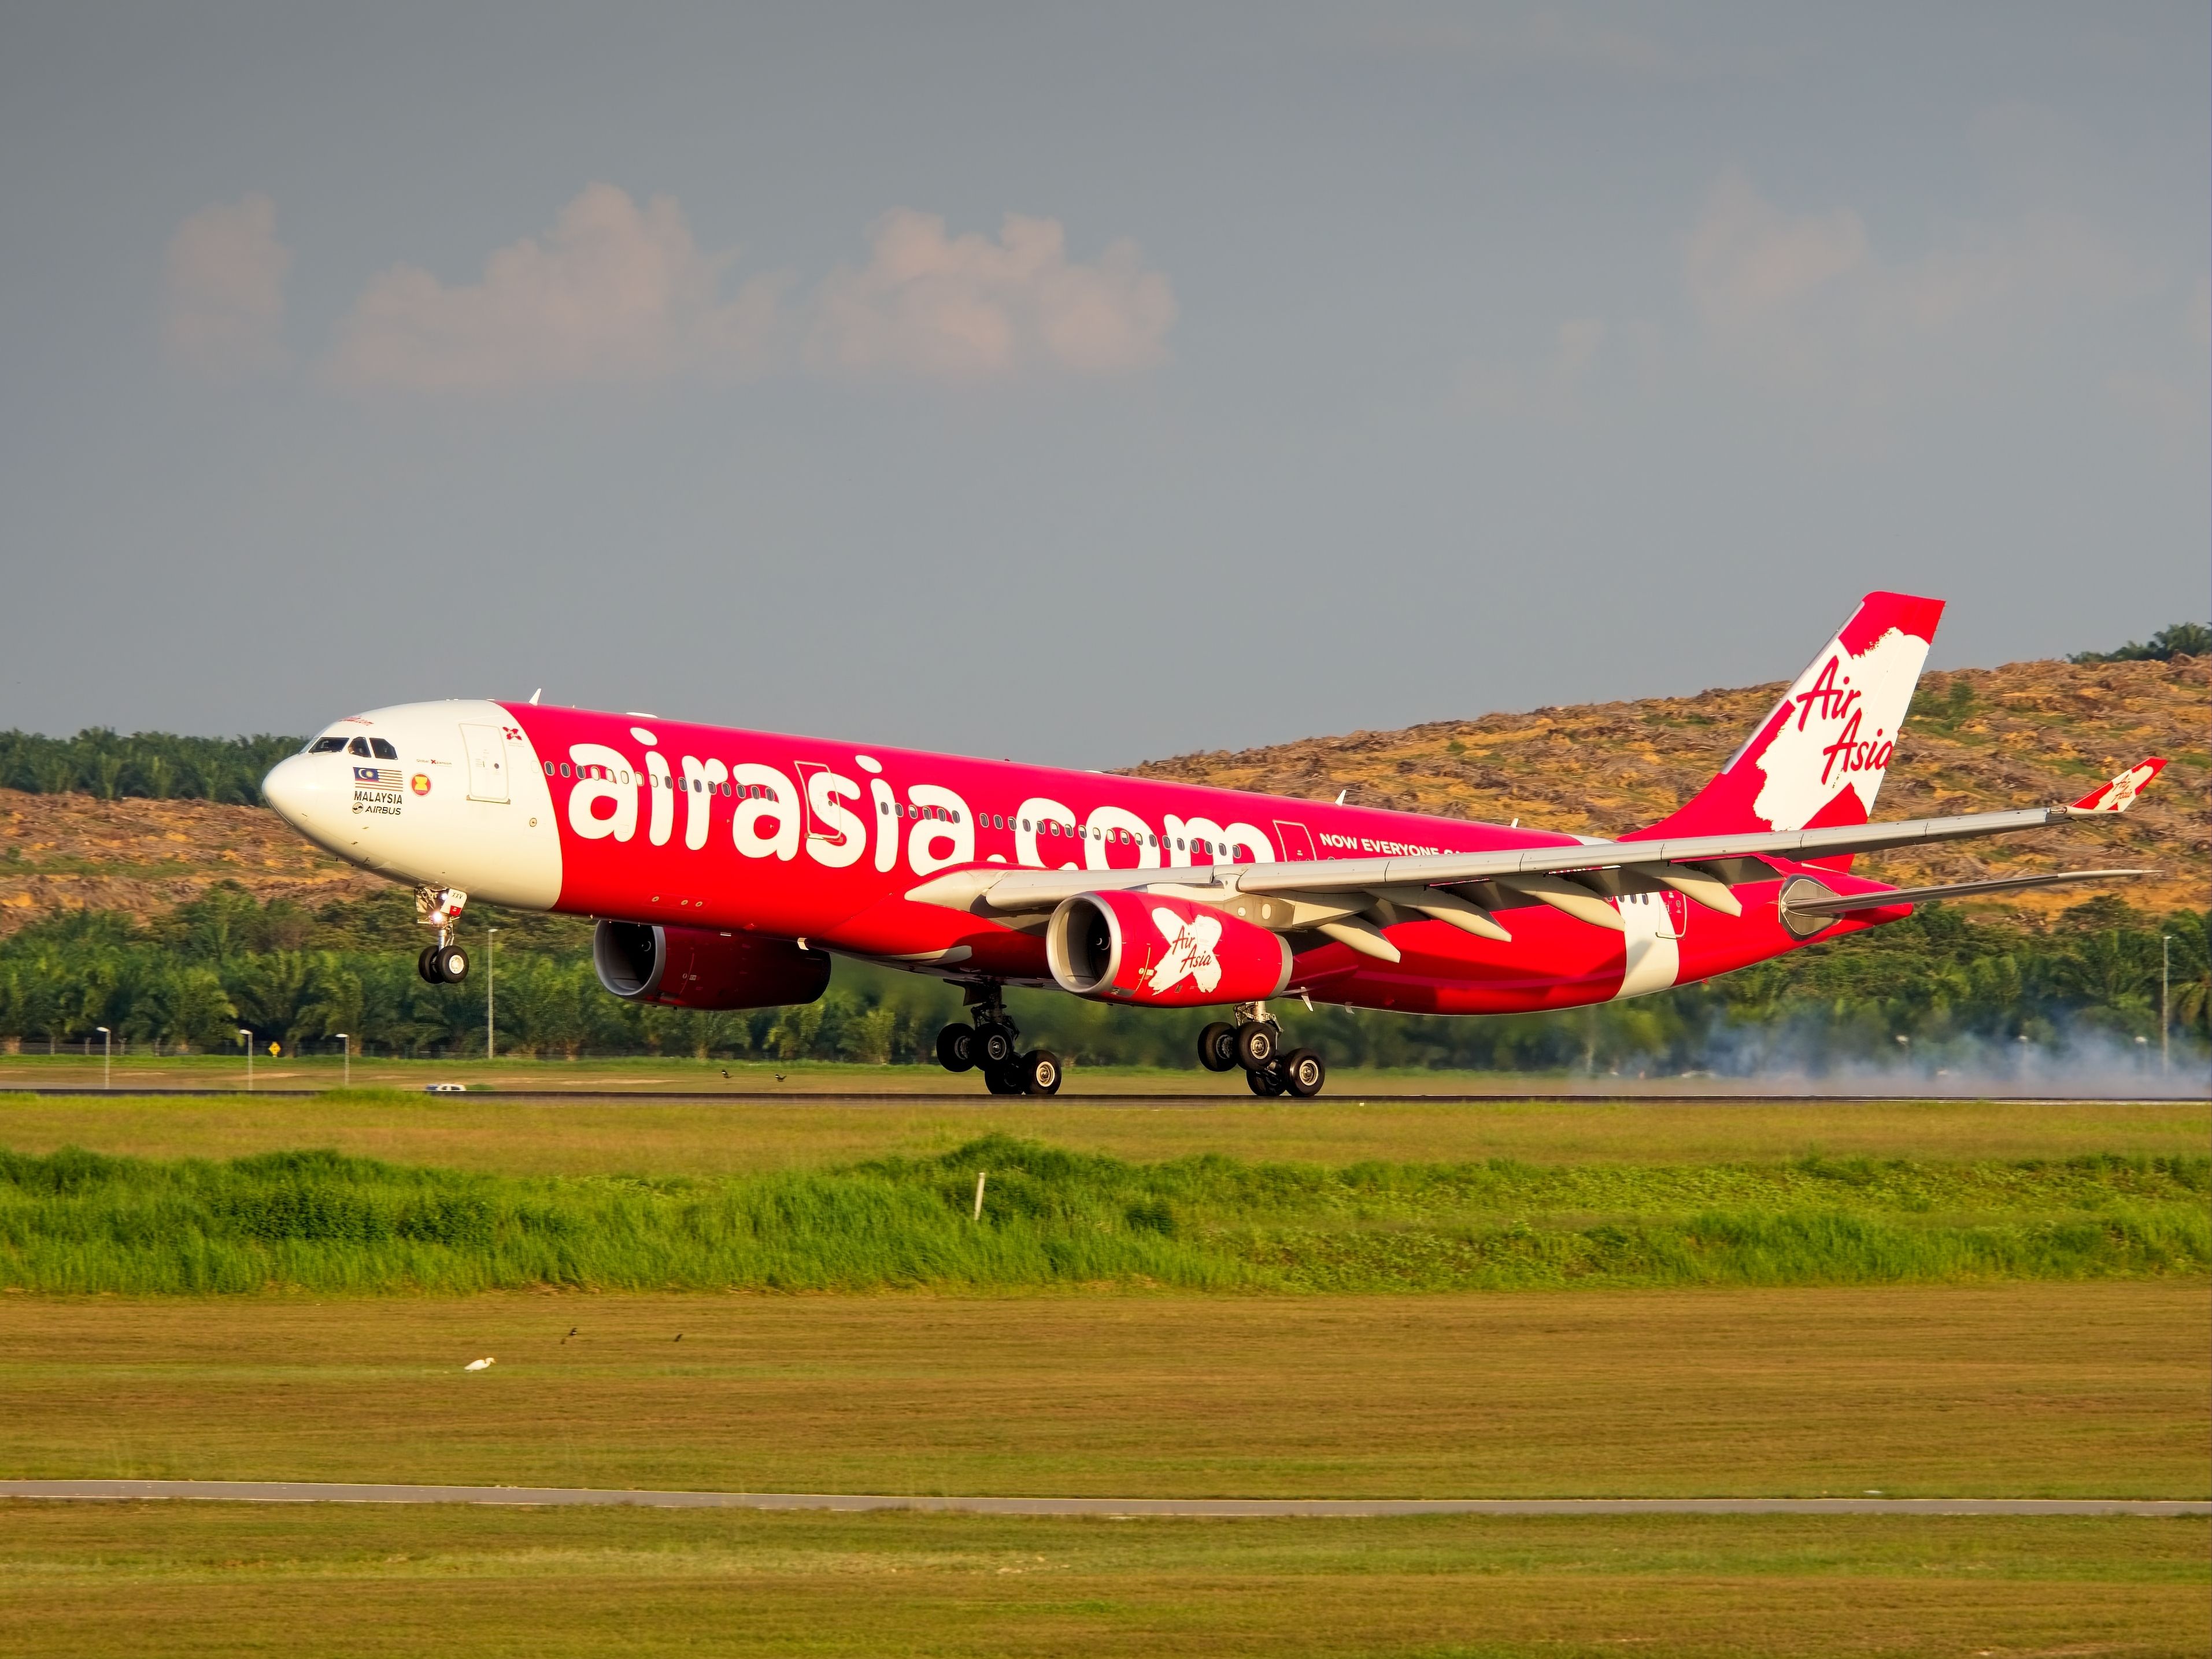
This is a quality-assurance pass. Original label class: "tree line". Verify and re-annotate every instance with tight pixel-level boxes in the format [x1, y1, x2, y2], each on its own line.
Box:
[0, 883, 2200, 1076]
[0, 730, 299, 804]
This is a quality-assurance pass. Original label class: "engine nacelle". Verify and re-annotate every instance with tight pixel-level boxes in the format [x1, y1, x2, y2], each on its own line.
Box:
[592, 921, 831, 1010]
[1045, 891, 1292, 1007]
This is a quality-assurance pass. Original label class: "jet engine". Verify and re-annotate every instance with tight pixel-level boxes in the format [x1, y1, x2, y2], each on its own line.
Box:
[1045, 891, 1292, 1007]
[592, 921, 831, 1010]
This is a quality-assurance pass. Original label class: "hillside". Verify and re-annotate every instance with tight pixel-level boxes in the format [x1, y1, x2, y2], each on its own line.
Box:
[1130, 653, 2208, 921]
[0, 653, 2202, 939]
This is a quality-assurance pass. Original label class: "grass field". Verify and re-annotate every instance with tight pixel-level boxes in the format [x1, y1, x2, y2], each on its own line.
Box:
[2, 1287, 2202, 1498]
[5, 1090, 2207, 1174]
[4, 1092, 2204, 1654]
[3, 1503, 2204, 1659]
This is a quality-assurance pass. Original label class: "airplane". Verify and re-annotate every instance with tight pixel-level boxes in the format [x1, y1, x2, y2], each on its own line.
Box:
[260, 592, 2163, 1098]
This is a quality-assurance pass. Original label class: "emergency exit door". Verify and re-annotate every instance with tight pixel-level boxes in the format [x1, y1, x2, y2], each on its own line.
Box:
[460, 723, 510, 803]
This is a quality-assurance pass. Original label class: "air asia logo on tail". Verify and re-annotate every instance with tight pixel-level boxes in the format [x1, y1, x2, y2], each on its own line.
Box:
[1139, 907, 1224, 996]
[1631, 591, 1943, 843]
[1754, 625, 1929, 830]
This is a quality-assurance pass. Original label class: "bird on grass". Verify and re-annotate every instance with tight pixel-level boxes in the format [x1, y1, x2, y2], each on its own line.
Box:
[464, 1357, 495, 1371]
[775, 1073, 786, 1082]
[561, 1327, 576, 1344]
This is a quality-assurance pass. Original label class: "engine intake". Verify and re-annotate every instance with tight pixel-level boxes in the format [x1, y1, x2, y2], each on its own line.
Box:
[592, 921, 831, 1010]
[1046, 891, 1291, 1007]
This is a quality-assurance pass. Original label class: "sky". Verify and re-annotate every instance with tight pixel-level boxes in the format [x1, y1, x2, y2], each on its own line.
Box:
[1, 2, 2205, 768]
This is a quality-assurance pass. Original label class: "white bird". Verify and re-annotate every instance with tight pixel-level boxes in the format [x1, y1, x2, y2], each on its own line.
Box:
[464, 1357, 495, 1371]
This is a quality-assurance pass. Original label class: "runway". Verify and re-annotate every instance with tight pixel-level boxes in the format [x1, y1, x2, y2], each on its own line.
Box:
[3, 1087, 2200, 1106]
[3, 1480, 2202, 1517]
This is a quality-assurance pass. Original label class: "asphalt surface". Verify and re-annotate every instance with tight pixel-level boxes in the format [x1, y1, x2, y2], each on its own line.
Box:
[2, 1481, 2201, 1517]
[3, 1088, 2200, 1105]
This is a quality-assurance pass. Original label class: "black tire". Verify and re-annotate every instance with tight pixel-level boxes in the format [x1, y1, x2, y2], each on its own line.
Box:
[976, 1025, 1016, 1067]
[1282, 1048, 1326, 1098]
[982, 1062, 1023, 1096]
[1245, 1063, 1288, 1096]
[1234, 1022, 1278, 1070]
[434, 944, 470, 984]
[936, 1022, 976, 1073]
[1021, 1050, 1062, 1096]
[1197, 1021, 1237, 1071]
[417, 945, 439, 984]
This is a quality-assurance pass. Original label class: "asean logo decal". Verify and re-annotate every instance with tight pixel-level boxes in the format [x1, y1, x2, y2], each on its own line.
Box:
[410, 774, 432, 796]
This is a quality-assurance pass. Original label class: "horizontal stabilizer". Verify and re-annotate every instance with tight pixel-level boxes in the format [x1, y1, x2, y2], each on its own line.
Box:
[1780, 868, 2155, 919]
[2068, 758, 2165, 814]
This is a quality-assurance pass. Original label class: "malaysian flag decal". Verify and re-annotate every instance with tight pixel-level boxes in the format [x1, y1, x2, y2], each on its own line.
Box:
[353, 766, 404, 788]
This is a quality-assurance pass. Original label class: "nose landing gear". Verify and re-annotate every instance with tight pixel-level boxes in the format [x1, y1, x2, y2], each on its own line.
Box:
[937, 985, 1061, 1096]
[414, 886, 471, 984]
[1200, 1004, 1327, 1098]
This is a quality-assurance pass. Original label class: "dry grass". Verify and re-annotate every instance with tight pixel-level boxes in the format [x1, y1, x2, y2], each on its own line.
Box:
[3, 1091, 2206, 1176]
[2, 1502, 2205, 1658]
[2, 1285, 2202, 1499]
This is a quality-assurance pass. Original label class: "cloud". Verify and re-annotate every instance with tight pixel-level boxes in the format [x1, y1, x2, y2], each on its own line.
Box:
[1681, 168, 2157, 396]
[162, 195, 292, 377]
[1456, 316, 1608, 420]
[323, 184, 783, 392]
[320, 187, 1175, 393]
[806, 210, 1175, 379]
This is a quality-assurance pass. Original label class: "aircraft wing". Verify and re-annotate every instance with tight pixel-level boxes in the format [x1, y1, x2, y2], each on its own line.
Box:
[907, 758, 2166, 964]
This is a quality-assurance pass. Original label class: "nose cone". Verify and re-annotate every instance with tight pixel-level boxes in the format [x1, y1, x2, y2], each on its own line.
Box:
[262, 755, 345, 850]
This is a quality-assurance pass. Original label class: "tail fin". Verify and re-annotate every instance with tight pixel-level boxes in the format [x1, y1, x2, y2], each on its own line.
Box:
[1632, 591, 1944, 841]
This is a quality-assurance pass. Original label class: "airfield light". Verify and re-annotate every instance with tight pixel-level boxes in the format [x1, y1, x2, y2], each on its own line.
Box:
[335, 1032, 350, 1088]
[239, 1029, 253, 1092]
[95, 1026, 110, 1091]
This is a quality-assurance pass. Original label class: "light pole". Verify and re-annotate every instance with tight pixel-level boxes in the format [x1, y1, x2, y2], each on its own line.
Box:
[335, 1032, 350, 1088]
[95, 1026, 110, 1090]
[238, 1028, 253, 1092]
[2161, 934, 2171, 1077]
[486, 926, 498, 1062]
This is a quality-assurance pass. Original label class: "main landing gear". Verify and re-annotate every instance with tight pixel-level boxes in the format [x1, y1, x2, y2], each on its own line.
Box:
[415, 885, 471, 985]
[1199, 1004, 1326, 1098]
[937, 985, 1061, 1096]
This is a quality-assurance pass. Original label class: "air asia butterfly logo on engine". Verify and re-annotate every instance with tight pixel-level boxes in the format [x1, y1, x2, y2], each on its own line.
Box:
[1138, 907, 1224, 996]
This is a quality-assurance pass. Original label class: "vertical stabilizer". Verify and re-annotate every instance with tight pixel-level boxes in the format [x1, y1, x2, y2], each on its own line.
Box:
[1630, 591, 1943, 843]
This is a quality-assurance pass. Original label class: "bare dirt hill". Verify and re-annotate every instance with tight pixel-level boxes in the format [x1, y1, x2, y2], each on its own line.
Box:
[1, 655, 2203, 938]
[1127, 654, 2209, 921]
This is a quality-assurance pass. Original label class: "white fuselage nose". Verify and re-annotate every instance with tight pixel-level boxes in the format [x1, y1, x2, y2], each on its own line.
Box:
[262, 701, 563, 910]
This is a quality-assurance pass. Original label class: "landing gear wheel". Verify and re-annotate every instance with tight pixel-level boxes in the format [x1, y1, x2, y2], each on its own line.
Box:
[1235, 1022, 1279, 1071]
[417, 945, 439, 984]
[1246, 1063, 1289, 1096]
[1281, 1048, 1326, 1098]
[982, 1063, 1024, 1096]
[432, 944, 470, 984]
[1020, 1050, 1061, 1097]
[976, 1025, 1016, 1067]
[1197, 1022, 1238, 1072]
[936, 1023, 977, 1073]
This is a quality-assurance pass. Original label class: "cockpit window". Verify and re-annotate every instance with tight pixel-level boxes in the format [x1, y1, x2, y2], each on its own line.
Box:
[347, 738, 372, 757]
[308, 737, 347, 753]
[369, 738, 398, 759]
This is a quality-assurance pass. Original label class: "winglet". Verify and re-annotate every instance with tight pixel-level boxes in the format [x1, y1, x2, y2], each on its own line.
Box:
[2069, 758, 2165, 815]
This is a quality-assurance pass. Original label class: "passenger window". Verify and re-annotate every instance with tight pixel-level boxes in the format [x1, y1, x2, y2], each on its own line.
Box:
[369, 738, 398, 759]
[560, 763, 572, 778]
[348, 738, 372, 757]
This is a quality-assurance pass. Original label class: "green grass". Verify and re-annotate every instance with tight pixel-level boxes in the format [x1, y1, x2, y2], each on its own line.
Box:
[5, 1505, 2204, 1659]
[3, 1136, 2204, 1295]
